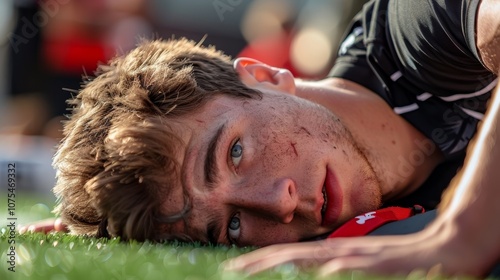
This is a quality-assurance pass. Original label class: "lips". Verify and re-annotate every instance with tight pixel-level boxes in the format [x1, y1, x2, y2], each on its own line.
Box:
[321, 167, 342, 227]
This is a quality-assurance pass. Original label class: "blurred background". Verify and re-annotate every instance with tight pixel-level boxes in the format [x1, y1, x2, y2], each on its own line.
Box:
[0, 0, 368, 201]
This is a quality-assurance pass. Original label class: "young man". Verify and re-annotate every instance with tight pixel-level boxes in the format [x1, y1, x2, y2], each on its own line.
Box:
[36, 0, 498, 277]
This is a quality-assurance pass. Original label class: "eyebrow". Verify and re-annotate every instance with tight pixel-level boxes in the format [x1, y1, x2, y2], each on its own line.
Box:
[204, 122, 226, 186]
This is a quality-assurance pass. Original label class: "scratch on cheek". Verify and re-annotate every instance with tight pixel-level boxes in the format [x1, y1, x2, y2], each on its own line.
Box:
[290, 142, 298, 156]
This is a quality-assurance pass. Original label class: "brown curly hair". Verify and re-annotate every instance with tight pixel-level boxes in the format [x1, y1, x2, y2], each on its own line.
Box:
[53, 38, 261, 241]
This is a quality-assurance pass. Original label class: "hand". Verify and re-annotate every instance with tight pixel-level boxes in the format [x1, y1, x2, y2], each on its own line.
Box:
[223, 220, 493, 278]
[19, 218, 67, 234]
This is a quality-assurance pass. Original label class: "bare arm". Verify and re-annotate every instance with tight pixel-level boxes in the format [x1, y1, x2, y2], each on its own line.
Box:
[436, 0, 500, 256]
[431, 71, 500, 274]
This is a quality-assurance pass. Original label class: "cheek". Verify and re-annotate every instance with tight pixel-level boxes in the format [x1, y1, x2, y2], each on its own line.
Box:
[252, 127, 298, 173]
[242, 219, 298, 246]
[253, 108, 306, 150]
[347, 173, 382, 214]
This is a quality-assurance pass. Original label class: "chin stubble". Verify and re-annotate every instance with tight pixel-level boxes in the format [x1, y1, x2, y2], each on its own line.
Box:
[330, 116, 383, 209]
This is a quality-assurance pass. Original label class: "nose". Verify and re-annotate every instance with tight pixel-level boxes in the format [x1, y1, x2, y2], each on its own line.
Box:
[231, 178, 298, 224]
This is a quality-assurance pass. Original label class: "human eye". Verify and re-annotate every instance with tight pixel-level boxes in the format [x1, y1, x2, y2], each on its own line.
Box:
[230, 140, 243, 167]
[227, 214, 241, 243]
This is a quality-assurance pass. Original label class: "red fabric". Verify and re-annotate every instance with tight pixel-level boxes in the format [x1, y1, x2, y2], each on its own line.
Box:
[237, 31, 300, 77]
[43, 36, 114, 74]
[328, 206, 423, 238]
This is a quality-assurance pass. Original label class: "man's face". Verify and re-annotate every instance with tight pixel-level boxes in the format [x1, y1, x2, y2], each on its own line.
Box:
[164, 88, 382, 246]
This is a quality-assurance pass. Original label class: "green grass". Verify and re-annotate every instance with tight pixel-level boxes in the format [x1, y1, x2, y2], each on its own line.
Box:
[0, 192, 332, 280]
[3, 231, 399, 280]
[0, 230, 326, 280]
[0, 193, 472, 280]
[1, 232, 276, 280]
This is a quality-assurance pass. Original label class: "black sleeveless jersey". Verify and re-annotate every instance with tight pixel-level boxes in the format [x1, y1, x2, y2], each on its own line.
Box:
[329, 0, 498, 209]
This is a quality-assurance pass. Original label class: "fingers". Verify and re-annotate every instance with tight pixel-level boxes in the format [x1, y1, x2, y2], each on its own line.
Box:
[318, 256, 375, 278]
[19, 218, 67, 234]
[317, 256, 446, 279]
[223, 242, 325, 274]
[224, 237, 396, 272]
[223, 235, 424, 277]
[223, 240, 368, 275]
[317, 255, 400, 277]
[54, 218, 68, 232]
[222, 224, 487, 278]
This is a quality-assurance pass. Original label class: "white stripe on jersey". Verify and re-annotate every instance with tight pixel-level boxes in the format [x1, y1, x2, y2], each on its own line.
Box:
[439, 78, 498, 102]
[390, 71, 402, 81]
[394, 103, 419, 114]
[459, 106, 484, 120]
[416, 92, 432, 101]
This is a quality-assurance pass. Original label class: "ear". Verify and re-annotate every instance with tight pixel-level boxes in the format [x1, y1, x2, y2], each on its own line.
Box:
[233, 57, 296, 95]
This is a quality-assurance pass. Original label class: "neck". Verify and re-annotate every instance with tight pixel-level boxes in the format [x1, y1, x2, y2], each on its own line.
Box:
[295, 78, 443, 201]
